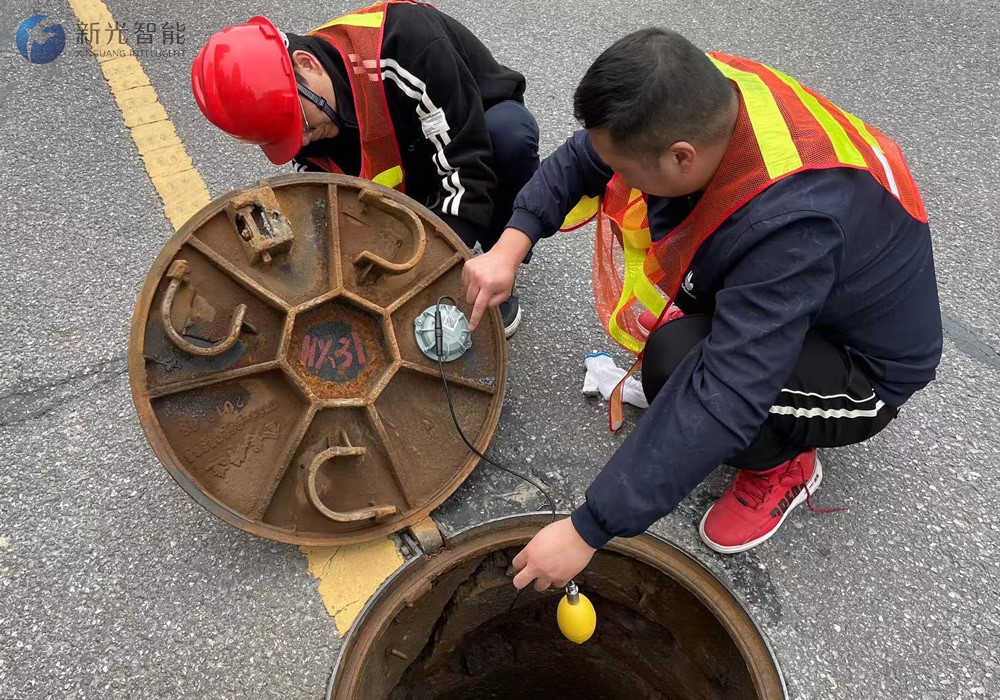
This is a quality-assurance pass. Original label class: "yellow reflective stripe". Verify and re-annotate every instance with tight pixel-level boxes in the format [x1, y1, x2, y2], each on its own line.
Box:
[313, 11, 384, 30]
[633, 273, 667, 317]
[561, 195, 600, 229]
[842, 111, 882, 151]
[841, 112, 900, 196]
[606, 241, 659, 354]
[709, 56, 802, 178]
[765, 67, 866, 168]
[619, 227, 666, 317]
[621, 191, 647, 231]
[621, 226, 651, 250]
[372, 165, 403, 189]
[608, 315, 645, 354]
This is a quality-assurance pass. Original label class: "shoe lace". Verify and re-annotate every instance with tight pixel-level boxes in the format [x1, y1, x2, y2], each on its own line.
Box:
[796, 459, 849, 515]
[732, 473, 773, 509]
[734, 456, 851, 514]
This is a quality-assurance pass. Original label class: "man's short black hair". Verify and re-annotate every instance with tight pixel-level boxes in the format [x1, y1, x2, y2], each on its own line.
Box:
[574, 29, 735, 161]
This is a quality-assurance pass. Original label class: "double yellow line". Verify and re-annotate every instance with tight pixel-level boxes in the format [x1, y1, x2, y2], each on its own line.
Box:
[69, 0, 402, 632]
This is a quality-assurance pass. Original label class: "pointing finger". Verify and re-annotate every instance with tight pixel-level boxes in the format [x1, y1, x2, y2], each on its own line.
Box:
[469, 288, 490, 332]
[466, 277, 480, 306]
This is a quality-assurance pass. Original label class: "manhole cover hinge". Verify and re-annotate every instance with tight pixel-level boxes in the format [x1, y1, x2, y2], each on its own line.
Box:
[405, 516, 445, 556]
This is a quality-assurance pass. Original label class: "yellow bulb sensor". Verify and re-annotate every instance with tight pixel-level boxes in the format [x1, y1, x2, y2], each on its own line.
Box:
[557, 581, 597, 644]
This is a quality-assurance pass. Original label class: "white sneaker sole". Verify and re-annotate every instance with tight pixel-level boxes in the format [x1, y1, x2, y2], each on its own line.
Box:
[503, 305, 522, 339]
[698, 456, 824, 555]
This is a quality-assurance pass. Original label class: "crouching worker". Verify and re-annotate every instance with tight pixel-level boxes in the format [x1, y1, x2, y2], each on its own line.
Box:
[193, 0, 538, 337]
[461, 29, 942, 588]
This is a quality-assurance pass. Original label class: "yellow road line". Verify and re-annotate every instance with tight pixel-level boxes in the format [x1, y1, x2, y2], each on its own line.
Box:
[68, 0, 209, 229]
[302, 540, 404, 632]
[69, 0, 402, 632]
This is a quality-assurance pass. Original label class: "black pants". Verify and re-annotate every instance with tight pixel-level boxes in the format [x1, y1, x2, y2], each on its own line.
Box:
[642, 315, 899, 471]
[480, 100, 540, 255]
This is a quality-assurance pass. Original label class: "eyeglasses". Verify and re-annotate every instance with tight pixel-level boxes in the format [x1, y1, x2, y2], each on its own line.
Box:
[297, 83, 345, 134]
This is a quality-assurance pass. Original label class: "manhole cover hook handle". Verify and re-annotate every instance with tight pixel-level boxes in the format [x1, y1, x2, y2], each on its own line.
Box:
[160, 259, 248, 358]
[354, 189, 427, 283]
[307, 431, 397, 523]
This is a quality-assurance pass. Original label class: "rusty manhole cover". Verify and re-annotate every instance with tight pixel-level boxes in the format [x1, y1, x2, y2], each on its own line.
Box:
[129, 174, 506, 545]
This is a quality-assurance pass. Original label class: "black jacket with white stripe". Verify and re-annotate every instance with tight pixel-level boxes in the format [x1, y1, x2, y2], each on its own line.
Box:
[288, 2, 525, 243]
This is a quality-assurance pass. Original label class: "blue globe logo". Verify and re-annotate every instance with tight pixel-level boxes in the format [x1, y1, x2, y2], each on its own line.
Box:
[15, 15, 66, 64]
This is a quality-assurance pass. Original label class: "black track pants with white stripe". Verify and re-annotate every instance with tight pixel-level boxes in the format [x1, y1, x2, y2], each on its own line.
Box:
[641, 314, 899, 472]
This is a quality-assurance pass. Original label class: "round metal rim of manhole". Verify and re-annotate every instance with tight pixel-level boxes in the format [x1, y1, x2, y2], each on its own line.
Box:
[331, 514, 787, 699]
[129, 174, 507, 546]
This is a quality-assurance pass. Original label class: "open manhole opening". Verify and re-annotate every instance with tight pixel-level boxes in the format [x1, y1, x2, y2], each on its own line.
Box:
[333, 516, 785, 700]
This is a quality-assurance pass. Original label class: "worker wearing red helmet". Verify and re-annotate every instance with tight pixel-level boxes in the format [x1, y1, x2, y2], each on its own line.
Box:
[192, 1, 537, 337]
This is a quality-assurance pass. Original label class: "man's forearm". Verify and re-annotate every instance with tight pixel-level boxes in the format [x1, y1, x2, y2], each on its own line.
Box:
[507, 131, 614, 243]
[491, 228, 534, 265]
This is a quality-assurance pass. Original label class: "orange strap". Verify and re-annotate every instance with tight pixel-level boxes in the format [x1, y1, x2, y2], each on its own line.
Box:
[608, 357, 643, 432]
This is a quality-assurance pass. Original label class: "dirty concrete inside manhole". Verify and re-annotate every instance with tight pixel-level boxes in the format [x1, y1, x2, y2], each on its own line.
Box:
[332, 516, 785, 700]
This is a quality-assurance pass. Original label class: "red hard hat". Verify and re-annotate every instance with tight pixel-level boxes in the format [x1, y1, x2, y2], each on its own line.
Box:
[191, 16, 302, 165]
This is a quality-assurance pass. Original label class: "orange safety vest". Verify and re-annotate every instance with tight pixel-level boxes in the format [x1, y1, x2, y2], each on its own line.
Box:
[304, 1, 415, 189]
[561, 52, 927, 429]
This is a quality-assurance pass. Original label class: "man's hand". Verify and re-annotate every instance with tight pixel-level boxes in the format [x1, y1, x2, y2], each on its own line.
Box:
[511, 518, 597, 591]
[462, 228, 533, 330]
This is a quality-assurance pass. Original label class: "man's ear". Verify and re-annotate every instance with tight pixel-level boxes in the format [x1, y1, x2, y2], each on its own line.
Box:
[662, 141, 697, 173]
[291, 49, 322, 77]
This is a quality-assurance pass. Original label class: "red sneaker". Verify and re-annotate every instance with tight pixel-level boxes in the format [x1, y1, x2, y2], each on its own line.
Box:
[699, 449, 836, 554]
[638, 305, 685, 334]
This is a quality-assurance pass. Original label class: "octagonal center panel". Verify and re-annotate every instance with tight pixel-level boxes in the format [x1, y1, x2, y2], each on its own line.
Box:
[288, 296, 393, 400]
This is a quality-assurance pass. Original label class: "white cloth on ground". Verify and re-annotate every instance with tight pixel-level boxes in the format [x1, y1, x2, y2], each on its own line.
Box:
[581, 352, 648, 409]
